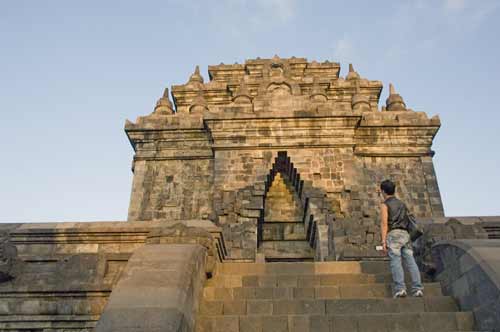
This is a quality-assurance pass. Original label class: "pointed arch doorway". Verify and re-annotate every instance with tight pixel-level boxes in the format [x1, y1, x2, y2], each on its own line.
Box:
[258, 151, 315, 261]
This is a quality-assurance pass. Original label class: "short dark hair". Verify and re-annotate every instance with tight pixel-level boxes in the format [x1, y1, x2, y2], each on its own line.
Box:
[380, 180, 396, 195]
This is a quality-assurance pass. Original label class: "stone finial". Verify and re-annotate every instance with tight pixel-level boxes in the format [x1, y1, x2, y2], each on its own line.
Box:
[188, 65, 204, 85]
[389, 83, 396, 95]
[310, 77, 327, 102]
[153, 88, 174, 115]
[346, 63, 360, 80]
[385, 83, 407, 111]
[351, 81, 370, 112]
[189, 89, 208, 113]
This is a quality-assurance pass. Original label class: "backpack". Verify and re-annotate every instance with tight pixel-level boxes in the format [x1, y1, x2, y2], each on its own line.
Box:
[405, 208, 424, 242]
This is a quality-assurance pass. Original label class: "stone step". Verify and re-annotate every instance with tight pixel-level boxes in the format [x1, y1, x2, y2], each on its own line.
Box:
[196, 312, 474, 332]
[0, 297, 107, 315]
[216, 261, 383, 275]
[205, 273, 378, 288]
[265, 192, 297, 198]
[261, 222, 306, 241]
[199, 297, 458, 316]
[258, 241, 314, 260]
[0, 315, 99, 331]
[202, 283, 443, 300]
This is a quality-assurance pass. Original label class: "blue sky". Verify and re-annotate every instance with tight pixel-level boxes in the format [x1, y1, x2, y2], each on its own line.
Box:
[1, 0, 499, 222]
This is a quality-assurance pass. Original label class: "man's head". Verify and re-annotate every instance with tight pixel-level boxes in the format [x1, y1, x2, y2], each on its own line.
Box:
[380, 179, 396, 197]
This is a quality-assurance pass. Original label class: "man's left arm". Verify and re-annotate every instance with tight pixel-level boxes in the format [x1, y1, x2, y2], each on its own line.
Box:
[380, 203, 388, 252]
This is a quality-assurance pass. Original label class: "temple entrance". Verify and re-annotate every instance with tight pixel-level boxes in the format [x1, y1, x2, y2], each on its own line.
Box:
[258, 152, 314, 261]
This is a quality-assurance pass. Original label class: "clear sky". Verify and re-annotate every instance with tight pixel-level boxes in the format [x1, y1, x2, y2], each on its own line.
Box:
[1, 0, 499, 222]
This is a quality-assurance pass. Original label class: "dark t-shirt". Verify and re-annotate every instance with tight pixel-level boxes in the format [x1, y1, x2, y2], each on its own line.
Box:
[384, 197, 409, 231]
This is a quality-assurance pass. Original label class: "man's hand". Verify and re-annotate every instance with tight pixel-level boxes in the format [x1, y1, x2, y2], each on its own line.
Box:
[382, 242, 387, 255]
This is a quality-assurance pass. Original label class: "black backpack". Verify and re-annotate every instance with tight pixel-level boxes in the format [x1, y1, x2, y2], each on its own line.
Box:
[404, 206, 424, 242]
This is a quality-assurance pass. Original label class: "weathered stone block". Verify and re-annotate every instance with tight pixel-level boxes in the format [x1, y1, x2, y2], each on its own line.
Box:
[214, 316, 239, 332]
[223, 300, 246, 315]
[247, 300, 272, 315]
[261, 316, 288, 332]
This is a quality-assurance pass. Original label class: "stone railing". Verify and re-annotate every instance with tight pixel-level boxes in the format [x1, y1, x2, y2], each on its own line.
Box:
[413, 217, 490, 276]
[96, 223, 215, 332]
[432, 239, 500, 332]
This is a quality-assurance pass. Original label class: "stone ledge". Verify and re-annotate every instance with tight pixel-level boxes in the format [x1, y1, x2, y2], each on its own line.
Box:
[2, 219, 224, 245]
[0, 314, 99, 331]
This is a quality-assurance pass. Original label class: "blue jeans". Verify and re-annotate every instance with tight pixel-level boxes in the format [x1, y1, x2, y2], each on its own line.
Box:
[386, 229, 423, 294]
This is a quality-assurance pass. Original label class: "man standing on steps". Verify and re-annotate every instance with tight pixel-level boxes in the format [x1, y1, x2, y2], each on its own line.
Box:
[379, 179, 424, 298]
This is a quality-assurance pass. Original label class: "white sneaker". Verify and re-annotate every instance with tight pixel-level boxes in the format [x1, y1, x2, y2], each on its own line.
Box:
[393, 289, 407, 298]
[412, 290, 424, 297]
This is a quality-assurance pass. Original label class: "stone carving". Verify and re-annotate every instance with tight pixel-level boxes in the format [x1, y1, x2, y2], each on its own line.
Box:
[351, 81, 371, 112]
[385, 83, 407, 111]
[309, 77, 328, 102]
[152, 88, 175, 115]
[346, 63, 360, 81]
[232, 80, 253, 105]
[0, 231, 17, 282]
[187, 65, 204, 87]
[189, 89, 209, 114]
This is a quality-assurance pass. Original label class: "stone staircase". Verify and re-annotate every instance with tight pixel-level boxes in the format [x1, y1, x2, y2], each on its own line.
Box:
[260, 172, 313, 261]
[260, 221, 314, 261]
[196, 261, 478, 332]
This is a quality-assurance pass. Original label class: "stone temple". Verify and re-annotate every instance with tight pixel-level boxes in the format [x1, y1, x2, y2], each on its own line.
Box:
[1, 56, 500, 332]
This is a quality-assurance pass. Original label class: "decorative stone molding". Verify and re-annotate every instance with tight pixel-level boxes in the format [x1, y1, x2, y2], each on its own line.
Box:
[0, 231, 17, 282]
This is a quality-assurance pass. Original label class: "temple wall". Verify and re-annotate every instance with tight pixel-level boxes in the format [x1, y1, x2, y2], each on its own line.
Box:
[128, 159, 213, 221]
[128, 148, 442, 226]
[213, 147, 350, 216]
[126, 115, 214, 222]
[349, 155, 442, 219]
[214, 147, 442, 219]
[125, 141, 444, 260]
[125, 140, 444, 260]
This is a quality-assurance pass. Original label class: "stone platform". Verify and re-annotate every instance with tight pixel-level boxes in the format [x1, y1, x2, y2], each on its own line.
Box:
[1, 218, 500, 331]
